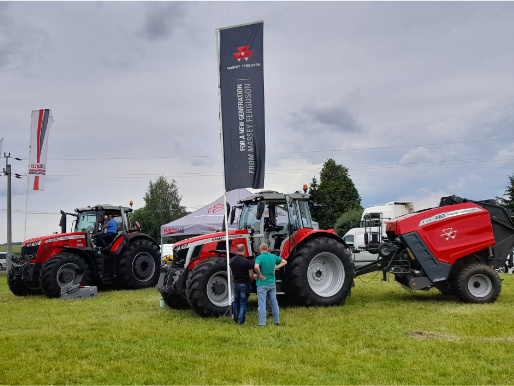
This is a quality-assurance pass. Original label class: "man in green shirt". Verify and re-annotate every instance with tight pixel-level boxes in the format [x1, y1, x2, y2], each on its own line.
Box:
[254, 243, 287, 326]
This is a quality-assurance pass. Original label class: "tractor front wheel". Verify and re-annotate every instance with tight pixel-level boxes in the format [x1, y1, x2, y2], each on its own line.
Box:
[116, 239, 161, 289]
[40, 253, 91, 298]
[7, 269, 42, 296]
[287, 237, 354, 306]
[453, 263, 502, 303]
[185, 258, 231, 317]
[161, 290, 191, 309]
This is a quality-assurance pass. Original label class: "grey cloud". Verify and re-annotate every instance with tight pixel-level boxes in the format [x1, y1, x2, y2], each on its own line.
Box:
[141, 3, 186, 41]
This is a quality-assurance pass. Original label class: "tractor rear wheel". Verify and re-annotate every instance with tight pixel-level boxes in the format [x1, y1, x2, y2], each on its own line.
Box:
[40, 252, 91, 298]
[116, 239, 161, 289]
[287, 237, 354, 306]
[453, 263, 502, 303]
[185, 258, 230, 317]
[7, 269, 42, 296]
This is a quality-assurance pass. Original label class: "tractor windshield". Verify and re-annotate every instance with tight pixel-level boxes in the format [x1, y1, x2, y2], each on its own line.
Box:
[75, 211, 98, 233]
[239, 203, 260, 232]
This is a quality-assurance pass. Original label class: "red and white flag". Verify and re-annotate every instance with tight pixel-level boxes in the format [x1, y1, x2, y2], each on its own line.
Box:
[28, 109, 54, 191]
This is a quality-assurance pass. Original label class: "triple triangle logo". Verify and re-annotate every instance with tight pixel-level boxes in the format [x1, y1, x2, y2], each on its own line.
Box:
[233, 45, 253, 61]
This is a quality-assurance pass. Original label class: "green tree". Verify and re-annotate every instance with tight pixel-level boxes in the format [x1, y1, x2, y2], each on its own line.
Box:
[309, 159, 362, 230]
[496, 174, 514, 212]
[334, 207, 364, 236]
[131, 176, 188, 242]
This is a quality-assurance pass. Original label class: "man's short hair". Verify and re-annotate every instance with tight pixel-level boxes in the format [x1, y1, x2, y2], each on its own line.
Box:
[236, 244, 245, 253]
[259, 243, 269, 251]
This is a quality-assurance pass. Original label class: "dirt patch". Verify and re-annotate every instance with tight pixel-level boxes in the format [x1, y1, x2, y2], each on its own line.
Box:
[407, 331, 514, 343]
[407, 330, 460, 342]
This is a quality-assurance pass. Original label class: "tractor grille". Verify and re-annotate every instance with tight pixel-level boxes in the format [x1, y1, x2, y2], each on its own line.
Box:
[21, 245, 39, 260]
[172, 248, 188, 268]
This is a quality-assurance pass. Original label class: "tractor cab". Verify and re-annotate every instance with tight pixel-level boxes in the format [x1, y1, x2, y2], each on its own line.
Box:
[60, 204, 133, 248]
[235, 191, 314, 254]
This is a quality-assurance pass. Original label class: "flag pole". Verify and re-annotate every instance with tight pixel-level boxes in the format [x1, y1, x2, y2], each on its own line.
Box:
[216, 27, 233, 317]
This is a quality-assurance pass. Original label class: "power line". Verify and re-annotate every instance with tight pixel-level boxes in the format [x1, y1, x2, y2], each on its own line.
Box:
[45, 137, 514, 161]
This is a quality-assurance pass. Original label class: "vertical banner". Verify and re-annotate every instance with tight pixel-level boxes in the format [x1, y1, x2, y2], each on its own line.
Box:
[218, 21, 265, 191]
[28, 109, 53, 191]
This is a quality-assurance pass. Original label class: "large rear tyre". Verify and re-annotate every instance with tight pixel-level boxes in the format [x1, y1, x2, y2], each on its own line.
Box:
[116, 239, 161, 289]
[7, 269, 42, 296]
[185, 258, 230, 317]
[453, 263, 502, 303]
[40, 253, 91, 298]
[287, 237, 354, 306]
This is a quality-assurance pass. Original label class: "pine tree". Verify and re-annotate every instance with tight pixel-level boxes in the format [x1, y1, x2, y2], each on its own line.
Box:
[131, 176, 187, 241]
[497, 174, 514, 212]
[309, 159, 362, 230]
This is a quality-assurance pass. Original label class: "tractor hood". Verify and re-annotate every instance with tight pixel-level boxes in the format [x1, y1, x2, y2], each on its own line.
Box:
[22, 232, 87, 263]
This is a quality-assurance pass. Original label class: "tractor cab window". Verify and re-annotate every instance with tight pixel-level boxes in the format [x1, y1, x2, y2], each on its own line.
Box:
[239, 203, 260, 232]
[75, 212, 98, 233]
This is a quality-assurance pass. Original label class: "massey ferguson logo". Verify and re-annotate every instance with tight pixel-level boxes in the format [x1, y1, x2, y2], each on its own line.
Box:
[208, 204, 225, 214]
[441, 228, 457, 240]
[233, 45, 253, 61]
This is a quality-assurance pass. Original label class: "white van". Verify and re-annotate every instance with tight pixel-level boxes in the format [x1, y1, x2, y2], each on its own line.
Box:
[0, 252, 6, 270]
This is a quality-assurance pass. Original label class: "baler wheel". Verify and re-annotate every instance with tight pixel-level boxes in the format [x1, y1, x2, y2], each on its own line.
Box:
[453, 263, 501, 303]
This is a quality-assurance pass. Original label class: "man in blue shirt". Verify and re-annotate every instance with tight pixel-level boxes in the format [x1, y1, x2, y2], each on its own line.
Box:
[95, 215, 118, 248]
[254, 243, 287, 326]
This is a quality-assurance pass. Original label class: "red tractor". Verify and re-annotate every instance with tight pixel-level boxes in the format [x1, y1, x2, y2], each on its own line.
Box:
[159, 191, 355, 316]
[8, 204, 161, 298]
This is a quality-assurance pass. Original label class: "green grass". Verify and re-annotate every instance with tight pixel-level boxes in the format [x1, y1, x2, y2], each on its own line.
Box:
[0, 244, 22, 254]
[0, 272, 513, 385]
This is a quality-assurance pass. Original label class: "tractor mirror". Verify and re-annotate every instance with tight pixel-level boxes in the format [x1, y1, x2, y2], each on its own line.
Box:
[256, 201, 265, 220]
[59, 210, 67, 233]
[230, 206, 236, 225]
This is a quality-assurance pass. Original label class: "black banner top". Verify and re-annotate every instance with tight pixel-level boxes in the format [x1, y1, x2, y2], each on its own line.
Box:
[218, 21, 265, 192]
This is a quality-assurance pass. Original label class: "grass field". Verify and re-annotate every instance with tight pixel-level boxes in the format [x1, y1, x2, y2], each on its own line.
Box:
[0, 271, 513, 385]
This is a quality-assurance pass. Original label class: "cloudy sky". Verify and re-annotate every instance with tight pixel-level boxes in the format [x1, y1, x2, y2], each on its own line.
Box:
[1, 1, 514, 243]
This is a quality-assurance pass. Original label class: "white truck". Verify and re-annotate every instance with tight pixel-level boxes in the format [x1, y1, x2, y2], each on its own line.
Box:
[343, 201, 415, 267]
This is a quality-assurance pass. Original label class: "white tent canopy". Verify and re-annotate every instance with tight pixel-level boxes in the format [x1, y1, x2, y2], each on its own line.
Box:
[160, 189, 252, 237]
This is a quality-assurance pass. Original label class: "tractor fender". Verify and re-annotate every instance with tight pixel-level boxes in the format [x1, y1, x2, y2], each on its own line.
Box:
[281, 229, 348, 259]
[108, 233, 159, 255]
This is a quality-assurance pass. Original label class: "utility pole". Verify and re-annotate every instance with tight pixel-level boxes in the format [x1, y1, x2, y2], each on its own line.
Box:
[3, 153, 22, 271]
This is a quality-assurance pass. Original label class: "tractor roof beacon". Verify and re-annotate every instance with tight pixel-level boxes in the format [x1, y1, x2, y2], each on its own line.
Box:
[8, 204, 161, 298]
[158, 190, 355, 317]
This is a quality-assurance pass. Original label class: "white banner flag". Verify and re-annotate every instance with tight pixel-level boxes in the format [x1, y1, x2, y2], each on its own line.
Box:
[28, 109, 54, 191]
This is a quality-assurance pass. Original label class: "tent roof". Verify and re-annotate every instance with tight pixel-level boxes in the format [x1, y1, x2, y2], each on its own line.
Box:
[160, 189, 252, 237]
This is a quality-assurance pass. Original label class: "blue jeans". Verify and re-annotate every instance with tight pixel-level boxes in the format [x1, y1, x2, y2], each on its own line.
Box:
[232, 283, 251, 324]
[257, 283, 280, 326]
